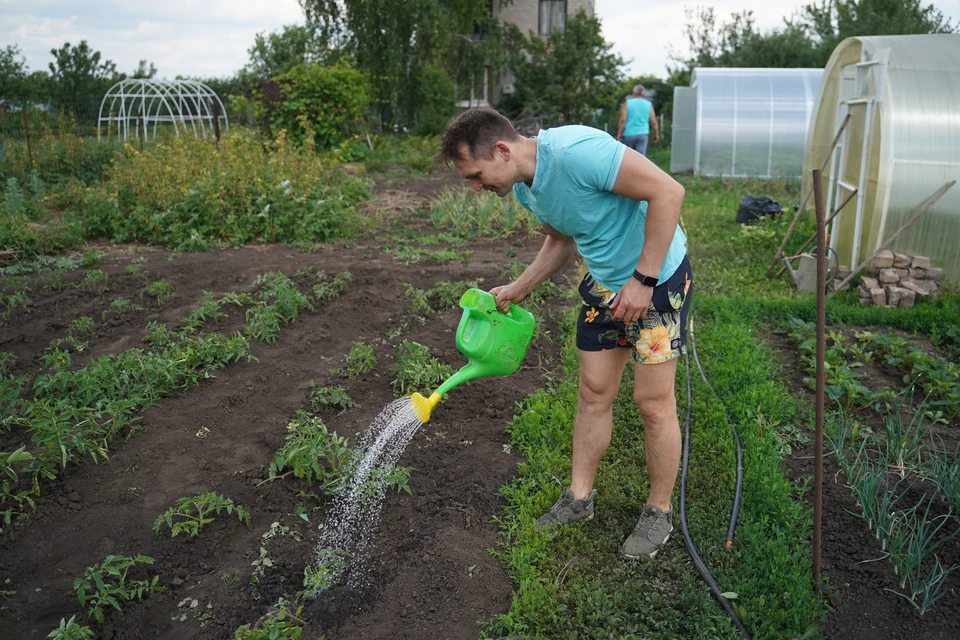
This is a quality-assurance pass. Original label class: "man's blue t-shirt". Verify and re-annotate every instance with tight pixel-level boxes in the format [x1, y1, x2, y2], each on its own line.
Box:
[624, 98, 652, 136]
[512, 125, 687, 292]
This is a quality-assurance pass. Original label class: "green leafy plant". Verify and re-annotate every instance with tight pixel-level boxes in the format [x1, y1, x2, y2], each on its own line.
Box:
[81, 270, 109, 293]
[308, 384, 359, 414]
[246, 273, 314, 343]
[153, 492, 251, 537]
[68, 316, 94, 335]
[233, 604, 306, 639]
[184, 292, 230, 330]
[313, 270, 353, 301]
[269, 413, 357, 492]
[0, 351, 15, 375]
[46, 615, 94, 639]
[433, 280, 481, 310]
[303, 550, 351, 595]
[390, 340, 453, 396]
[102, 297, 144, 320]
[124, 256, 147, 276]
[141, 280, 176, 306]
[73, 554, 165, 623]
[333, 341, 376, 379]
[403, 284, 432, 316]
[0, 288, 30, 323]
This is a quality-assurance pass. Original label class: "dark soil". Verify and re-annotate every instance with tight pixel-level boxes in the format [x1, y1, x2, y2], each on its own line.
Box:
[3, 161, 956, 640]
[0, 166, 572, 639]
[765, 328, 960, 640]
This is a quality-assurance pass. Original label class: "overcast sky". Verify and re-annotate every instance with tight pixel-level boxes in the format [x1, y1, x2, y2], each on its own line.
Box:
[3, 0, 959, 80]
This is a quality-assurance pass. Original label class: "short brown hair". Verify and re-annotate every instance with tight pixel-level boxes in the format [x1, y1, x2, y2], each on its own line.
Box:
[438, 108, 520, 164]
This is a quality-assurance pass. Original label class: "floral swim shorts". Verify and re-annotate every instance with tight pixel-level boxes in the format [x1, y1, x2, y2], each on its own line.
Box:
[576, 255, 693, 365]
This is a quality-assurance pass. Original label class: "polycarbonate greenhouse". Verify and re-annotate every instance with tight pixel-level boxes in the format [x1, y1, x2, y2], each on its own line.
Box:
[97, 79, 229, 142]
[671, 68, 823, 178]
[802, 34, 960, 283]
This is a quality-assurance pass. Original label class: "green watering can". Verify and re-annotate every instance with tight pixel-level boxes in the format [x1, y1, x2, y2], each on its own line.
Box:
[410, 288, 536, 423]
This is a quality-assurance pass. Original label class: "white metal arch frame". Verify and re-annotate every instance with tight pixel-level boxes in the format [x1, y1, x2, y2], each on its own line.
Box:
[98, 79, 229, 141]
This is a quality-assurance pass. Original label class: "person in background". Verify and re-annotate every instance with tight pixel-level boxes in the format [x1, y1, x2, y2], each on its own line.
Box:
[438, 108, 691, 559]
[617, 84, 659, 156]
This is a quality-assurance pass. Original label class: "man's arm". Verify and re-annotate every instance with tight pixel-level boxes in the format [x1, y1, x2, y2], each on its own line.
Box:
[650, 105, 660, 143]
[608, 148, 685, 323]
[491, 224, 576, 313]
[616, 103, 627, 140]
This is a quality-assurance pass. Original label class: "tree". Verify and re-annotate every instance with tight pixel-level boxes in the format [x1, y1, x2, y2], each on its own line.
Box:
[667, 0, 954, 84]
[130, 59, 157, 80]
[0, 45, 30, 104]
[245, 24, 325, 80]
[48, 40, 118, 101]
[800, 0, 956, 61]
[667, 8, 819, 85]
[299, 0, 494, 126]
[500, 10, 626, 124]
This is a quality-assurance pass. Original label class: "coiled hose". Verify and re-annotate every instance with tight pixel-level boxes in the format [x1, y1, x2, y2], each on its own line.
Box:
[681, 316, 751, 639]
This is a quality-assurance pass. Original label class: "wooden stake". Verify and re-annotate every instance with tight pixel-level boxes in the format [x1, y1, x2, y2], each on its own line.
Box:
[767, 114, 852, 278]
[828, 180, 956, 298]
[812, 168, 826, 594]
[22, 110, 34, 173]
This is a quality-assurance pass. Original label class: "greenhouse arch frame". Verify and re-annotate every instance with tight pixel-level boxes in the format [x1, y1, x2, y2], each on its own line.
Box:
[802, 34, 960, 282]
[671, 67, 823, 178]
[97, 79, 229, 142]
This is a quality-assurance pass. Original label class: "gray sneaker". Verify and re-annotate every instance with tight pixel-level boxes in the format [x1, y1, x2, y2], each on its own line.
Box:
[535, 489, 596, 531]
[621, 504, 673, 558]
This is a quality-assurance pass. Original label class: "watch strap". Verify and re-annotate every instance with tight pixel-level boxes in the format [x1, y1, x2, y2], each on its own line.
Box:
[632, 270, 659, 287]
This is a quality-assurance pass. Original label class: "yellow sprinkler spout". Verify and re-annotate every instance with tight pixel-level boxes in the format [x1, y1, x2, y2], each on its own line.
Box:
[410, 391, 442, 423]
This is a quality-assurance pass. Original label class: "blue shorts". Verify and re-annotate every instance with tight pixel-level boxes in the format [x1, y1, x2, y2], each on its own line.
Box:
[575, 255, 693, 365]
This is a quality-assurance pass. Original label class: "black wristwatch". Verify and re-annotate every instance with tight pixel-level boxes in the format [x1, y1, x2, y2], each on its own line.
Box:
[632, 270, 659, 287]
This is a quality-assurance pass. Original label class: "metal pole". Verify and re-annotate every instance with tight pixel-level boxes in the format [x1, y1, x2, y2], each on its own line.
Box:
[766, 114, 852, 278]
[138, 114, 144, 153]
[812, 168, 826, 594]
[828, 180, 956, 297]
[22, 109, 34, 173]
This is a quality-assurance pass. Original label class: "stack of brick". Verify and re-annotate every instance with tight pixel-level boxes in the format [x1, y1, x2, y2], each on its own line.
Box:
[857, 250, 941, 308]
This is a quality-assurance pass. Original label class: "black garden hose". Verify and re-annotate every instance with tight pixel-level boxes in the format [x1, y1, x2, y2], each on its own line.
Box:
[680, 317, 751, 639]
[689, 316, 745, 550]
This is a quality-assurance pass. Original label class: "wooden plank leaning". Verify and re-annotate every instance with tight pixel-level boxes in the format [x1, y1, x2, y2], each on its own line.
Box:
[827, 180, 956, 298]
[766, 113, 852, 278]
[774, 187, 858, 279]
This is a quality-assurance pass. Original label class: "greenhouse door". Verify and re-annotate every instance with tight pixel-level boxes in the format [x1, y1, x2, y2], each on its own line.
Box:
[827, 51, 888, 271]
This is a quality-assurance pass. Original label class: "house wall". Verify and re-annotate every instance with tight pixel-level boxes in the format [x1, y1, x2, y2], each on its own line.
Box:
[496, 0, 595, 37]
[482, 0, 595, 107]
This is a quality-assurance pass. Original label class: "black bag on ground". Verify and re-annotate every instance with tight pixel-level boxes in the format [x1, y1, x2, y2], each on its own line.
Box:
[736, 195, 782, 224]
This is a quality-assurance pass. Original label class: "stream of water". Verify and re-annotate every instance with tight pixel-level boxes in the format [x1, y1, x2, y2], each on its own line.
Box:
[311, 397, 424, 592]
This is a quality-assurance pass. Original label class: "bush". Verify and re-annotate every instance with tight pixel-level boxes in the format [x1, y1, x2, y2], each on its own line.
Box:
[265, 63, 371, 150]
[74, 131, 372, 250]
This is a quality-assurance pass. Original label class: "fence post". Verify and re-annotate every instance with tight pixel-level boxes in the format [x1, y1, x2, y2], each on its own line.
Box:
[22, 109, 34, 173]
[137, 114, 144, 153]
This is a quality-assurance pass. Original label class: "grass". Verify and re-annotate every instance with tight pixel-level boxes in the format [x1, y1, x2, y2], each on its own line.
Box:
[483, 153, 960, 636]
[486, 302, 823, 639]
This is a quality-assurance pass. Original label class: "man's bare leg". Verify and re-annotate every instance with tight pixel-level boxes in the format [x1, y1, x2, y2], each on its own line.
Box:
[633, 358, 681, 511]
[569, 347, 631, 499]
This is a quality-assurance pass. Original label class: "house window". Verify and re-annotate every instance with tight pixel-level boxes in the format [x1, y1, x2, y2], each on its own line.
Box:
[539, 0, 566, 35]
